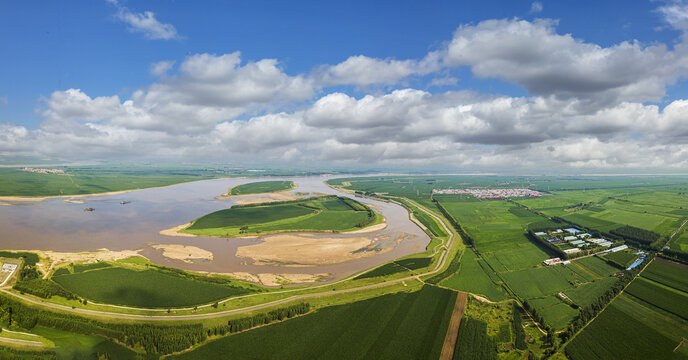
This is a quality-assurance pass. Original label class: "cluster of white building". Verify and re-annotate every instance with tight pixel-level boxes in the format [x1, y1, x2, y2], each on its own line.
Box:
[432, 188, 544, 199]
[20, 167, 65, 174]
[1, 263, 17, 273]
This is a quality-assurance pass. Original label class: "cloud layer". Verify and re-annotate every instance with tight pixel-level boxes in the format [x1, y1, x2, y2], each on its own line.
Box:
[3, 16, 688, 170]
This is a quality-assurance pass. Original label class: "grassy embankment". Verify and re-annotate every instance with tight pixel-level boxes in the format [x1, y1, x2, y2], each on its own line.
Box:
[181, 195, 382, 237]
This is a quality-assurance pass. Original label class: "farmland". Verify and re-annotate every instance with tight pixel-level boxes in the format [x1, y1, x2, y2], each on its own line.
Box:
[182, 195, 381, 237]
[440, 249, 508, 301]
[563, 277, 620, 308]
[228, 180, 295, 195]
[641, 259, 688, 293]
[453, 317, 497, 360]
[565, 301, 687, 360]
[169, 286, 456, 360]
[566, 258, 688, 359]
[353, 257, 432, 280]
[52, 266, 261, 307]
[527, 296, 578, 330]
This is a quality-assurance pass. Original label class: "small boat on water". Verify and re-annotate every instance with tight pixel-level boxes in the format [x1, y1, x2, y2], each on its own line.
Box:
[120, 201, 131, 205]
[84, 207, 95, 212]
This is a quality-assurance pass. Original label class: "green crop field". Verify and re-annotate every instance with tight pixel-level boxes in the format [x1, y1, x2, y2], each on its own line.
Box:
[670, 231, 688, 252]
[641, 260, 688, 293]
[561, 213, 620, 232]
[182, 196, 380, 237]
[563, 277, 619, 308]
[624, 277, 688, 320]
[229, 180, 295, 195]
[566, 302, 686, 360]
[453, 317, 497, 360]
[603, 251, 638, 268]
[441, 249, 508, 301]
[501, 266, 582, 300]
[527, 296, 578, 330]
[353, 262, 409, 280]
[573, 256, 621, 277]
[72, 262, 111, 273]
[52, 267, 259, 307]
[353, 257, 432, 280]
[169, 286, 456, 360]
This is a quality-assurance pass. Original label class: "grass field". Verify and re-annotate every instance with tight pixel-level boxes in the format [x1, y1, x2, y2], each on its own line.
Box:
[641, 260, 688, 293]
[32, 326, 138, 360]
[0, 165, 239, 197]
[440, 249, 508, 301]
[229, 181, 295, 195]
[182, 196, 379, 237]
[169, 286, 456, 360]
[52, 267, 259, 307]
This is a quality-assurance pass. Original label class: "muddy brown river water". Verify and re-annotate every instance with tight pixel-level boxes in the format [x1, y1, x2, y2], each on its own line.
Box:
[0, 176, 430, 283]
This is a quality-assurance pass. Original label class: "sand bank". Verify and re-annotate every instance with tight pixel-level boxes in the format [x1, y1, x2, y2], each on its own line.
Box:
[342, 222, 387, 234]
[236, 234, 377, 266]
[159, 223, 198, 237]
[219, 271, 328, 286]
[152, 244, 213, 263]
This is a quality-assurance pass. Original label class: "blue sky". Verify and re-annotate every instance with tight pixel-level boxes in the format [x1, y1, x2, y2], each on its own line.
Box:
[1, 0, 688, 170]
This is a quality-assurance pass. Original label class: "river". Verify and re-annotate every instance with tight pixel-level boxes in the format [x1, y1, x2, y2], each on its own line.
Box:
[0, 176, 429, 283]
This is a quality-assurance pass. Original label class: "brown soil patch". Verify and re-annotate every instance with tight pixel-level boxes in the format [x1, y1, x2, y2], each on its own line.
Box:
[440, 291, 468, 360]
[655, 256, 688, 270]
[236, 234, 376, 265]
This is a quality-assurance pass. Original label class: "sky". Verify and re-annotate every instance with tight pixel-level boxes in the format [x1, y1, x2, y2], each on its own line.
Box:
[2, 0, 688, 171]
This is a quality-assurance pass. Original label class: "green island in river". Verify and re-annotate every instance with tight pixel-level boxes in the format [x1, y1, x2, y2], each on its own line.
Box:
[181, 195, 383, 237]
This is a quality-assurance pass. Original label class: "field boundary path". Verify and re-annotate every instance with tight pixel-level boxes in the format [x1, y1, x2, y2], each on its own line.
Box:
[0, 190, 460, 321]
[440, 291, 468, 360]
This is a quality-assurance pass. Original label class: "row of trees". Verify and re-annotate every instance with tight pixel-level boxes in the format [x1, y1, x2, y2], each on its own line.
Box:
[13, 278, 78, 300]
[511, 303, 528, 350]
[610, 225, 661, 245]
[208, 303, 311, 337]
[0, 345, 56, 360]
[0, 294, 311, 356]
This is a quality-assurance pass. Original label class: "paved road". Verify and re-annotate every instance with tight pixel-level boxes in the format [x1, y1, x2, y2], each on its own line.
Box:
[0, 336, 44, 347]
[1, 197, 458, 321]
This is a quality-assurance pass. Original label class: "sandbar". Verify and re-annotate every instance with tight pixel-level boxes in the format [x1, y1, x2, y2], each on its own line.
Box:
[236, 234, 376, 265]
[151, 244, 213, 263]
[342, 222, 387, 234]
[159, 223, 198, 237]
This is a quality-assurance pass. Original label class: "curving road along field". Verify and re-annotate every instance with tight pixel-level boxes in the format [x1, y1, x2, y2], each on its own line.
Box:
[0, 197, 458, 321]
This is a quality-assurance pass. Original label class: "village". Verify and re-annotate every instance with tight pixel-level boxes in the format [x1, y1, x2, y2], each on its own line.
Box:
[432, 187, 545, 198]
[20, 167, 65, 174]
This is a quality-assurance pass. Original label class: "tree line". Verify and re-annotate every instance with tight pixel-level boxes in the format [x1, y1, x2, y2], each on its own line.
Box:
[610, 225, 660, 245]
[0, 293, 310, 356]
